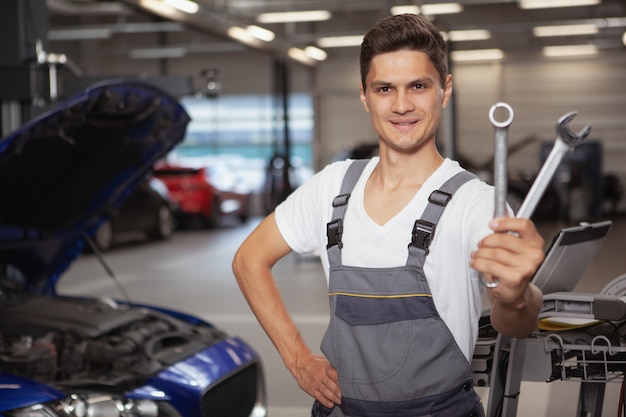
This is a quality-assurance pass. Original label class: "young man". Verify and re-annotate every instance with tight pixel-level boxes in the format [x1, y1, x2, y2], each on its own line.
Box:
[233, 13, 544, 417]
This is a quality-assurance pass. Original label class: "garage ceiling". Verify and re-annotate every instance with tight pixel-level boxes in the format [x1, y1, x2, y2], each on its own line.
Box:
[47, 0, 626, 62]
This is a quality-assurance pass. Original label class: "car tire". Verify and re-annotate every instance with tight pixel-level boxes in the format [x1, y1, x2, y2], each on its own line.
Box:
[204, 197, 220, 228]
[238, 196, 251, 223]
[150, 205, 174, 240]
[93, 220, 114, 252]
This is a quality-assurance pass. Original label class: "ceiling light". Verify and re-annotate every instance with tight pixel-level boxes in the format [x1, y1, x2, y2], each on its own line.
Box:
[421, 3, 463, 15]
[129, 46, 187, 59]
[533, 24, 599, 37]
[257, 10, 331, 24]
[304, 46, 327, 61]
[288, 48, 316, 66]
[623, 31, 626, 46]
[392, 3, 462, 15]
[246, 25, 275, 42]
[163, 0, 199, 14]
[450, 48, 504, 62]
[391, 5, 420, 15]
[447, 29, 491, 41]
[317, 35, 363, 48]
[542, 44, 599, 57]
[48, 27, 112, 40]
[227, 26, 263, 47]
[140, 0, 180, 17]
[519, 0, 601, 9]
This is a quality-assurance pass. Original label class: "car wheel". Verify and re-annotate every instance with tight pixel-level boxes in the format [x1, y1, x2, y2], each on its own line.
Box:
[238, 196, 251, 223]
[150, 205, 174, 240]
[204, 197, 220, 228]
[93, 220, 114, 251]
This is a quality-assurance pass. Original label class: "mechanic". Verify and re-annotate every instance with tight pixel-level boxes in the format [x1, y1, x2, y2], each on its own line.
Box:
[232, 13, 545, 417]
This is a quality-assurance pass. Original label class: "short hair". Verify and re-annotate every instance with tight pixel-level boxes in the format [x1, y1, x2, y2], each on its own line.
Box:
[359, 14, 448, 89]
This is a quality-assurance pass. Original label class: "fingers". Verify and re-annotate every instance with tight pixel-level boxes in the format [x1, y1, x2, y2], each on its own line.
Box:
[471, 217, 545, 296]
[292, 354, 342, 408]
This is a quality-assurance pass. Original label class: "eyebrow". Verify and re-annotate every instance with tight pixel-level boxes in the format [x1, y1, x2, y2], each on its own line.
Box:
[369, 77, 436, 88]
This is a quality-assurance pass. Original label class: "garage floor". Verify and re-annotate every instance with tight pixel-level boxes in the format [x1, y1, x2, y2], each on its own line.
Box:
[59, 214, 626, 417]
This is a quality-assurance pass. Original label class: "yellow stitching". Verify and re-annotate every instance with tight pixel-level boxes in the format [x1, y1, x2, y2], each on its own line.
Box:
[328, 292, 432, 298]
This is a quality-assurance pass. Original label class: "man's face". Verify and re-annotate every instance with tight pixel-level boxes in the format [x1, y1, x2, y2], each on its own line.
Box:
[359, 49, 452, 154]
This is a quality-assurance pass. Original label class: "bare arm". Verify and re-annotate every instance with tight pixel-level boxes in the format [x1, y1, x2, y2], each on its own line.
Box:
[232, 213, 341, 407]
[470, 217, 545, 338]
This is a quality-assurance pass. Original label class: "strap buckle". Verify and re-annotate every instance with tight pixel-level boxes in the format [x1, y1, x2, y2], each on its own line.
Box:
[327, 219, 344, 249]
[409, 219, 435, 252]
[428, 189, 452, 206]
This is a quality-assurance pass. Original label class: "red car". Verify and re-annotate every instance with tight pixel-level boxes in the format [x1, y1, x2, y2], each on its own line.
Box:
[153, 160, 252, 228]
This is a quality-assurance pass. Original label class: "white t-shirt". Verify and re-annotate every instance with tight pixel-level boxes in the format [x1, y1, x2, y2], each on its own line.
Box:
[275, 157, 494, 361]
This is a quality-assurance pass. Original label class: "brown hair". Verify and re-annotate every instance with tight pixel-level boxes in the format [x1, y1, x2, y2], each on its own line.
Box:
[359, 14, 448, 89]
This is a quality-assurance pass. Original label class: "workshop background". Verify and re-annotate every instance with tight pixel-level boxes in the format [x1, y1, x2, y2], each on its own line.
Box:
[2, 0, 626, 416]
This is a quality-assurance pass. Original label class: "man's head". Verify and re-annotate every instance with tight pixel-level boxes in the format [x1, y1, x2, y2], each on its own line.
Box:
[360, 14, 448, 90]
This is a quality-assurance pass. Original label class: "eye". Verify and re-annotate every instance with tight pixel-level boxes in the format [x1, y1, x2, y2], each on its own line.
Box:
[376, 86, 392, 93]
[412, 83, 428, 90]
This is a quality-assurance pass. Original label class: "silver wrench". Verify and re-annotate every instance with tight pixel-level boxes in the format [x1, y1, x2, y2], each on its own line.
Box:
[515, 112, 591, 219]
[490, 102, 514, 219]
[482, 102, 514, 288]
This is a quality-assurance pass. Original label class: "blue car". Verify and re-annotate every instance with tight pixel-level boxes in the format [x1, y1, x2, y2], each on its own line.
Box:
[0, 80, 266, 417]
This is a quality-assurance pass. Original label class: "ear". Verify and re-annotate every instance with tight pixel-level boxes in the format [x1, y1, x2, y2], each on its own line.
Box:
[359, 83, 370, 112]
[441, 74, 453, 108]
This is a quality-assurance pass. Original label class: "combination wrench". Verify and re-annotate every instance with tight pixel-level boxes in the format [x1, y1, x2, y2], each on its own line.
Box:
[482, 102, 514, 288]
[515, 112, 591, 219]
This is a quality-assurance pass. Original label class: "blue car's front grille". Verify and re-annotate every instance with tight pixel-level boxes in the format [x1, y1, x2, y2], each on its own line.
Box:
[202, 363, 260, 417]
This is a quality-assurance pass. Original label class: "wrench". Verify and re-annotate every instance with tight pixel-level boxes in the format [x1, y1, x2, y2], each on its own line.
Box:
[490, 102, 514, 219]
[515, 112, 591, 219]
[482, 102, 514, 288]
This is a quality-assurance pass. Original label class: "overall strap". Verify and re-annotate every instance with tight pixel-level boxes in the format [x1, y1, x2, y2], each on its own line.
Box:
[326, 159, 370, 266]
[407, 170, 477, 267]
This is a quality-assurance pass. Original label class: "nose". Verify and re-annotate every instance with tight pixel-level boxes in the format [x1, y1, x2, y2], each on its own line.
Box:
[391, 90, 414, 114]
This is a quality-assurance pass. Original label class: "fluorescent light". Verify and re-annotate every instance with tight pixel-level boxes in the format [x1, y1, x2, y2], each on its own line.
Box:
[391, 5, 420, 15]
[163, 0, 199, 14]
[257, 10, 331, 24]
[246, 25, 275, 42]
[227, 26, 263, 47]
[317, 35, 363, 48]
[542, 44, 599, 57]
[533, 24, 599, 37]
[48, 27, 112, 40]
[450, 48, 504, 61]
[140, 0, 179, 17]
[288, 48, 316, 65]
[421, 3, 463, 15]
[519, 0, 601, 9]
[129, 46, 186, 59]
[447, 29, 491, 41]
[392, 3, 462, 15]
[304, 46, 327, 61]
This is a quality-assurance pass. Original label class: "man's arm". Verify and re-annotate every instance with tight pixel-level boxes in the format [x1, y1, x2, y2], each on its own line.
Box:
[470, 217, 545, 338]
[232, 213, 342, 407]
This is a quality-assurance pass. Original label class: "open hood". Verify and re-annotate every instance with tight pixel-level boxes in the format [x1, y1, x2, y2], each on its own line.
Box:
[0, 80, 190, 294]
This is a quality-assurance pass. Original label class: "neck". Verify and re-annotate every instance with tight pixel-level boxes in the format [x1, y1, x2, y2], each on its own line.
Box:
[372, 147, 444, 189]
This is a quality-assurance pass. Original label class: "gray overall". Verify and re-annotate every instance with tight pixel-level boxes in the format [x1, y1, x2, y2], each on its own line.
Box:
[313, 159, 484, 417]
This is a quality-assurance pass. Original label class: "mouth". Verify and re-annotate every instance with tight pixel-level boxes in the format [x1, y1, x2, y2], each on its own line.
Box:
[389, 119, 419, 129]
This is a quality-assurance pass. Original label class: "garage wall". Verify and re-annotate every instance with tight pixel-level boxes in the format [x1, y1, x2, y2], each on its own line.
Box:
[314, 51, 626, 212]
[51, 31, 626, 211]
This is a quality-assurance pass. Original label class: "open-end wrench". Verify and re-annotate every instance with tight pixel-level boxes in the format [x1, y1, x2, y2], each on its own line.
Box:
[482, 102, 514, 288]
[515, 112, 591, 219]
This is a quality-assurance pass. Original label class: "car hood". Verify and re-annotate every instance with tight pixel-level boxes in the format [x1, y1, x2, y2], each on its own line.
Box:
[0, 80, 190, 294]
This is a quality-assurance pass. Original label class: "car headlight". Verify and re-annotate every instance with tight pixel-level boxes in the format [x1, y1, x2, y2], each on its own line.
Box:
[7, 394, 177, 417]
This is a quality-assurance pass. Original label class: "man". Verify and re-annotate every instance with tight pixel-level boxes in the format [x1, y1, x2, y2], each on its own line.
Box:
[233, 13, 544, 417]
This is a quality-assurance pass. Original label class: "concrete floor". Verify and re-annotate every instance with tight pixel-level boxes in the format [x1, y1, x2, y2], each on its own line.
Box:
[58, 214, 626, 417]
